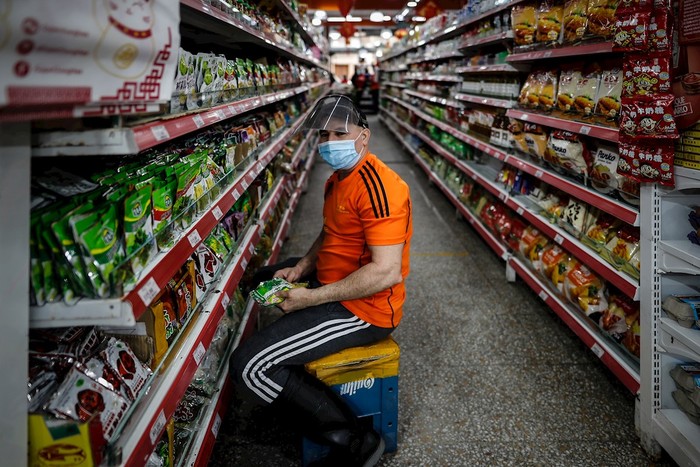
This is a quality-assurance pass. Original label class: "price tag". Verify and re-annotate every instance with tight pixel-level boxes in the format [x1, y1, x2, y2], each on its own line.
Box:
[228, 105, 237, 115]
[591, 343, 605, 359]
[498, 192, 507, 202]
[212, 206, 224, 220]
[538, 290, 548, 301]
[516, 207, 524, 215]
[520, 113, 529, 121]
[188, 229, 202, 248]
[554, 234, 564, 244]
[241, 258, 248, 270]
[535, 170, 544, 178]
[222, 292, 230, 310]
[193, 342, 206, 366]
[212, 414, 222, 437]
[232, 188, 240, 200]
[151, 125, 170, 142]
[543, 50, 552, 58]
[249, 244, 256, 255]
[579, 125, 591, 135]
[215, 109, 227, 120]
[150, 410, 167, 444]
[193, 114, 205, 128]
[242, 179, 249, 190]
[467, 216, 475, 225]
[137, 277, 160, 306]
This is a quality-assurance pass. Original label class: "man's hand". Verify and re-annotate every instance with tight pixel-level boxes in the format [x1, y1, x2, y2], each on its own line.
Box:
[275, 287, 317, 313]
[273, 265, 304, 283]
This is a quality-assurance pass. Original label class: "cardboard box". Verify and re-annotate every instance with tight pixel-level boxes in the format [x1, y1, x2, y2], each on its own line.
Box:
[28, 414, 105, 467]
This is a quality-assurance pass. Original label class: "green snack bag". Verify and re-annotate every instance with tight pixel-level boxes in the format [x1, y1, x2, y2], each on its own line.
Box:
[52, 205, 95, 298]
[30, 215, 46, 306]
[124, 185, 157, 276]
[153, 180, 177, 251]
[251, 278, 308, 307]
[172, 163, 199, 229]
[71, 211, 110, 297]
[41, 210, 80, 304]
[78, 204, 126, 297]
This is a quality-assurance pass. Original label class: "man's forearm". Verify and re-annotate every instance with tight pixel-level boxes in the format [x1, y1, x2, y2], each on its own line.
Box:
[296, 230, 325, 277]
[312, 260, 402, 305]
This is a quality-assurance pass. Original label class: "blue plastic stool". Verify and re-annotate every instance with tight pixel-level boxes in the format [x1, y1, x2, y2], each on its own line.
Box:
[301, 338, 400, 466]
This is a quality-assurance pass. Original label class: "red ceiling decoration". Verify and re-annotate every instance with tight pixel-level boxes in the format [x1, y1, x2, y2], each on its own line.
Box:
[338, 0, 355, 17]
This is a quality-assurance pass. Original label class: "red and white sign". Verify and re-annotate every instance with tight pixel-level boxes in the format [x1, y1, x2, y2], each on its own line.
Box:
[0, 0, 180, 118]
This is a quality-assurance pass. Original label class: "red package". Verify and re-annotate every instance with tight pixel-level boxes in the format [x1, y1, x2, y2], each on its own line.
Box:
[622, 54, 672, 96]
[619, 0, 652, 8]
[620, 95, 678, 139]
[618, 139, 675, 186]
[613, 9, 652, 52]
[100, 337, 151, 400]
[649, 9, 672, 51]
[616, 141, 637, 179]
[506, 218, 527, 251]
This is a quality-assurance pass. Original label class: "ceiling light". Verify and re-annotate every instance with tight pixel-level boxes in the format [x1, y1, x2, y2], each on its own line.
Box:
[383, 15, 391, 21]
[327, 17, 346, 22]
[346, 15, 362, 22]
[381, 30, 392, 39]
[412, 16, 426, 21]
[311, 18, 322, 26]
[369, 11, 385, 22]
[409, 29, 415, 36]
[329, 31, 341, 40]
[400, 8, 410, 17]
[373, 40, 382, 47]
[314, 10, 327, 19]
[376, 50, 383, 57]
[407, 1, 418, 6]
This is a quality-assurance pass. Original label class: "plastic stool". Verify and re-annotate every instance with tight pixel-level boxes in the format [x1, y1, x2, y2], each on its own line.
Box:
[301, 337, 400, 466]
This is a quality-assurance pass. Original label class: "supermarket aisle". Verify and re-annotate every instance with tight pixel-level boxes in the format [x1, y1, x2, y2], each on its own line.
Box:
[210, 115, 673, 466]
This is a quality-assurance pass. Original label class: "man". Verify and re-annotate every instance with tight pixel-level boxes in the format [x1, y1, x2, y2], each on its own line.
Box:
[230, 94, 413, 466]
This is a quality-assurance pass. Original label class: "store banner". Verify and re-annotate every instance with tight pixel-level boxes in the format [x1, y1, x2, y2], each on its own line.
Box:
[0, 0, 180, 117]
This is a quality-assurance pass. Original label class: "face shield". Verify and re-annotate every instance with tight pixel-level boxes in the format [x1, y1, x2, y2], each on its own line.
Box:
[297, 94, 369, 134]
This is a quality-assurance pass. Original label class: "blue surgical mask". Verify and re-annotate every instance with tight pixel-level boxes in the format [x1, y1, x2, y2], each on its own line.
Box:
[318, 133, 363, 171]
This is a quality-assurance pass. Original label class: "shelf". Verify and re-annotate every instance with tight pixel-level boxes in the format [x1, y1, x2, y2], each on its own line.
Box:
[380, 65, 409, 73]
[455, 64, 520, 73]
[674, 165, 700, 190]
[507, 42, 615, 63]
[505, 155, 640, 226]
[403, 90, 463, 109]
[509, 256, 640, 393]
[181, 0, 327, 70]
[506, 195, 640, 300]
[112, 224, 262, 466]
[654, 409, 700, 467]
[659, 241, 700, 274]
[405, 51, 464, 65]
[404, 73, 462, 83]
[29, 112, 312, 328]
[506, 109, 619, 143]
[275, 0, 320, 51]
[383, 82, 408, 88]
[32, 82, 328, 156]
[659, 317, 700, 361]
[458, 31, 514, 52]
[453, 92, 515, 108]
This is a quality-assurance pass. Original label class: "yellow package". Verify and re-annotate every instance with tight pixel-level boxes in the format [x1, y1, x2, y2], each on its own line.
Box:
[536, 2, 564, 44]
[512, 4, 537, 46]
[29, 414, 101, 467]
[539, 71, 559, 111]
[587, 0, 618, 38]
[562, 0, 589, 44]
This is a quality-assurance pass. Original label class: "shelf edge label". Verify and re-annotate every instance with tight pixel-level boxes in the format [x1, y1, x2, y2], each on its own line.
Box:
[538, 290, 548, 301]
[188, 229, 202, 248]
[212, 206, 224, 220]
[151, 125, 170, 142]
[212, 414, 222, 438]
[137, 277, 160, 307]
[193, 342, 206, 366]
[591, 343, 605, 359]
[150, 410, 167, 445]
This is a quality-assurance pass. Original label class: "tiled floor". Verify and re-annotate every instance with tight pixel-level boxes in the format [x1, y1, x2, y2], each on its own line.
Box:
[209, 116, 677, 466]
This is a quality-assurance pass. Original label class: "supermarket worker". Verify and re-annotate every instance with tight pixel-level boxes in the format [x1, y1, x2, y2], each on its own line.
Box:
[230, 94, 413, 466]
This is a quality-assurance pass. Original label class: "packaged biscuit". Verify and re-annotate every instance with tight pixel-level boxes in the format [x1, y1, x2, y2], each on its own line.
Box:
[595, 67, 622, 121]
[564, 262, 608, 318]
[557, 68, 582, 113]
[539, 71, 559, 111]
[544, 130, 589, 177]
[587, 0, 618, 38]
[613, 9, 651, 51]
[536, 2, 564, 45]
[512, 4, 537, 46]
[622, 54, 671, 97]
[573, 68, 600, 116]
[562, 0, 589, 43]
[619, 96, 678, 140]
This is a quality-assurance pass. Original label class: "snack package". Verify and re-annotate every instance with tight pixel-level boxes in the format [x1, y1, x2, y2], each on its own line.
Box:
[600, 294, 640, 342]
[590, 144, 621, 193]
[622, 54, 672, 97]
[536, 2, 564, 45]
[613, 9, 651, 51]
[124, 185, 157, 277]
[544, 130, 589, 177]
[47, 363, 129, 440]
[582, 211, 620, 252]
[100, 337, 151, 401]
[251, 278, 308, 307]
[512, 4, 537, 46]
[617, 139, 675, 186]
[519, 226, 549, 266]
[573, 68, 600, 117]
[564, 262, 608, 318]
[619, 95, 678, 140]
[562, 0, 589, 44]
[587, 0, 619, 38]
[539, 244, 572, 293]
[595, 67, 623, 121]
[559, 198, 590, 237]
[524, 123, 549, 159]
[603, 226, 641, 278]
[649, 8, 672, 51]
[506, 218, 527, 251]
[557, 68, 582, 113]
[622, 317, 640, 357]
[539, 71, 559, 112]
[539, 192, 569, 223]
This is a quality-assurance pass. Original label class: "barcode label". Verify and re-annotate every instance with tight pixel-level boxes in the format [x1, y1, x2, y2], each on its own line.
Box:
[554, 234, 564, 244]
[591, 343, 605, 358]
[228, 105, 237, 115]
[150, 410, 167, 444]
[212, 206, 224, 220]
[137, 277, 160, 306]
[193, 342, 206, 365]
[520, 113, 529, 121]
[579, 126, 591, 135]
[516, 207, 524, 215]
[249, 244, 255, 255]
[535, 170, 544, 178]
[242, 178, 249, 190]
[212, 414, 222, 437]
[151, 125, 170, 141]
[538, 290, 548, 301]
[232, 188, 240, 199]
[241, 258, 248, 269]
[193, 115, 205, 128]
[222, 292, 230, 310]
[215, 109, 227, 120]
[188, 229, 202, 248]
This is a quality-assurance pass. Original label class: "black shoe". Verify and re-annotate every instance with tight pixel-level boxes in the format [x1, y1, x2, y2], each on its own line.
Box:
[310, 430, 386, 467]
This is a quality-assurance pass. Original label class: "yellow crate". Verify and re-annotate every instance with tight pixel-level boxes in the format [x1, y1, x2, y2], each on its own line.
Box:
[676, 159, 700, 170]
[305, 337, 400, 386]
[28, 414, 101, 467]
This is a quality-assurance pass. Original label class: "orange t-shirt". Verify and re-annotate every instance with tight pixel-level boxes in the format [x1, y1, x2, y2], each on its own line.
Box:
[316, 153, 413, 328]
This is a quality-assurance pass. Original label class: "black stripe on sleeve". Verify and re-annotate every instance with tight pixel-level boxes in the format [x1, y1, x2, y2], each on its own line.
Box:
[359, 170, 380, 218]
[364, 163, 390, 217]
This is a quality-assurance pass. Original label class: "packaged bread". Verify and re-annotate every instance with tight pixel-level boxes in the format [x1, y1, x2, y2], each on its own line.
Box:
[582, 212, 620, 252]
[539, 71, 559, 112]
[573, 68, 600, 116]
[519, 226, 548, 258]
[587, 0, 618, 38]
[559, 198, 590, 238]
[600, 294, 639, 342]
[556, 68, 582, 113]
[564, 262, 608, 318]
[539, 244, 572, 293]
[524, 123, 549, 159]
[544, 130, 589, 178]
[512, 4, 537, 46]
[590, 144, 623, 194]
[536, 2, 565, 45]
[562, 0, 589, 44]
[594, 67, 622, 121]
[518, 72, 545, 110]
